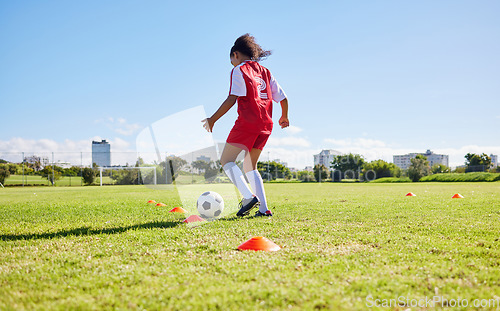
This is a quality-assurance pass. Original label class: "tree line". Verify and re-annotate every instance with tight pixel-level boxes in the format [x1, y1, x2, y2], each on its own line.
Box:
[308, 152, 499, 183]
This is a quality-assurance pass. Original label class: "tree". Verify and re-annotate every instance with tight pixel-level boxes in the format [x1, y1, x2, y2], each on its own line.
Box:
[190, 159, 221, 181]
[297, 170, 315, 182]
[161, 156, 187, 184]
[362, 160, 401, 180]
[135, 157, 145, 167]
[256, 161, 291, 181]
[191, 160, 208, 174]
[63, 167, 78, 177]
[111, 169, 140, 185]
[67, 166, 83, 176]
[314, 164, 328, 182]
[408, 155, 430, 182]
[431, 164, 450, 174]
[204, 161, 221, 181]
[6, 164, 17, 175]
[40, 166, 63, 184]
[331, 153, 365, 180]
[23, 156, 43, 172]
[465, 153, 492, 172]
[0, 164, 10, 185]
[453, 166, 466, 173]
[82, 167, 96, 185]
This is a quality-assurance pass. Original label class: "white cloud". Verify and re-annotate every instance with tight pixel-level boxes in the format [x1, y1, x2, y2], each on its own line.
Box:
[267, 137, 311, 147]
[324, 138, 387, 148]
[283, 125, 303, 135]
[96, 117, 142, 136]
[264, 147, 321, 169]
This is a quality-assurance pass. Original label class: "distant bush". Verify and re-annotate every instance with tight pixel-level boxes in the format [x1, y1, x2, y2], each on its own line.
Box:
[268, 179, 302, 183]
[431, 164, 450, 174]
[314, 164, 329, 182]
[40, 166, 62, 184]
[362, 159, 401, 180]
[420, 172, 500, 182]
[0, 165, 10, 184]
[297, 170, 315, 182]
[82, 168, 96, 185]
[111, 169, 139, 185]
[369, 177, 412, 183]
[453, 166, 466, 173]
[331, 153, 365, 180]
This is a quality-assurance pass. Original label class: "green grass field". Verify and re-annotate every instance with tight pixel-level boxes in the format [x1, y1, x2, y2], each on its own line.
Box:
[1, 183, 499, 310]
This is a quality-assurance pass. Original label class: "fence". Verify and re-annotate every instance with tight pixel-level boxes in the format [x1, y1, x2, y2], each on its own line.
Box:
[0, 151, 145, 187]
[0, 150, 321, 187]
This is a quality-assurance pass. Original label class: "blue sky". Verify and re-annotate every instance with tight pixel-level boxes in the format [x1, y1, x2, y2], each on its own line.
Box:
[1, 0, 499, 168]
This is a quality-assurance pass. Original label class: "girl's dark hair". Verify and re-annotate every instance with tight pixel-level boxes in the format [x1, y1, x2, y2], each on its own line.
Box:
[230, 34, 271, 62]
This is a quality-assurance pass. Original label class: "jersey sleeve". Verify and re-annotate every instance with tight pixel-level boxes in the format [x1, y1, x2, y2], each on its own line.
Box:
[229, 66, 246, 96]
[269, 73, 287, 102]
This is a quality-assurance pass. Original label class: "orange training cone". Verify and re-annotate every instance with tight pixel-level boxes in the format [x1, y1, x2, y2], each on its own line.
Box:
[183, 215, 205, 223]
[169, 206, 187, 213]
[156, 203, 167, 207]
[406, 192, 416, 197]
[147, 200, 156, 204]
[238, 236, 281, 252]
[452, 193, 464, 199]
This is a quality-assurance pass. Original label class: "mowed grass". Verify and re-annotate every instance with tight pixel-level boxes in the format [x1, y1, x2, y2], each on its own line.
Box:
[0, 183, 499, 310]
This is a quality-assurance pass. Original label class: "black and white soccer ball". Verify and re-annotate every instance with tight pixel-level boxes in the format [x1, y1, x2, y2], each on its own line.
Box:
[197, 191, 224, 219]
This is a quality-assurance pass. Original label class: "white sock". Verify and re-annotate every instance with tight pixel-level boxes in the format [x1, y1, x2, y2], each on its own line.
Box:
[246, 170, 268, 213]
[223, 162, 254, 199]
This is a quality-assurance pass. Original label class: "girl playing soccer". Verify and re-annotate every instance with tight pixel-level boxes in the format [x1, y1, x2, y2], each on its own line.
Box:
[202, 34, 289, 217]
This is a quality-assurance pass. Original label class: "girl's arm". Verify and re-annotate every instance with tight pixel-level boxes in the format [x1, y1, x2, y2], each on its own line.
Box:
[202, 95, 238, 132]
[278, 98, 289, 128]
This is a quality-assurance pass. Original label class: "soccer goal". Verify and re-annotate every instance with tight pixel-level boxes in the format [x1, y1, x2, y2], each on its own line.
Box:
[98, 166, 157, 186]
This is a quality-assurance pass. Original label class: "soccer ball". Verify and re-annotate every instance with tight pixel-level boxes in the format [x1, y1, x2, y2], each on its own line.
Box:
[197, 191, 224, 219]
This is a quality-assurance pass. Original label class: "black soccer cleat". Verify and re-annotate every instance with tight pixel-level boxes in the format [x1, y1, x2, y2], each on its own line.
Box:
[254, 210, 273, 217]
[236, 196, 259, 217]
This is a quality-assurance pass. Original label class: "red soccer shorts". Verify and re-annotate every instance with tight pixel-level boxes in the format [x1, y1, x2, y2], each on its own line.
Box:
[226, 128, 270, 152]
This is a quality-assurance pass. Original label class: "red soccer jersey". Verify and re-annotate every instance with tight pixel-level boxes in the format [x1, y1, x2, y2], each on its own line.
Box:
[229, 61, 286, 134]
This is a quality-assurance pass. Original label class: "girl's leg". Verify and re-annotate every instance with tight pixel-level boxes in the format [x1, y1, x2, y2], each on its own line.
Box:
[220, 143, 243, 167]
[220, 143, 254, 199]
[244, 148, 270, 213]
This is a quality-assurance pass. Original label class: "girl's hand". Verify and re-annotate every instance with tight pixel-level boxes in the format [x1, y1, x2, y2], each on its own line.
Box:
[279, 116, 289, 129]
[202, 118, 214, 132]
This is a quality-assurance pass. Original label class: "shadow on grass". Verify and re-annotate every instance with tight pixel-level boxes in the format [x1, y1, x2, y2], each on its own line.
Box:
[0, 220, 182, 241]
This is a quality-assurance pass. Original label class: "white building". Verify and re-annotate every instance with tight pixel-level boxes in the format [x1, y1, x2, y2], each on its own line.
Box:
[92, 140, 111, 167]
[491, 154, 498, 168]
[314, 149, 342, 169]
[393, 149, 448, 170]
